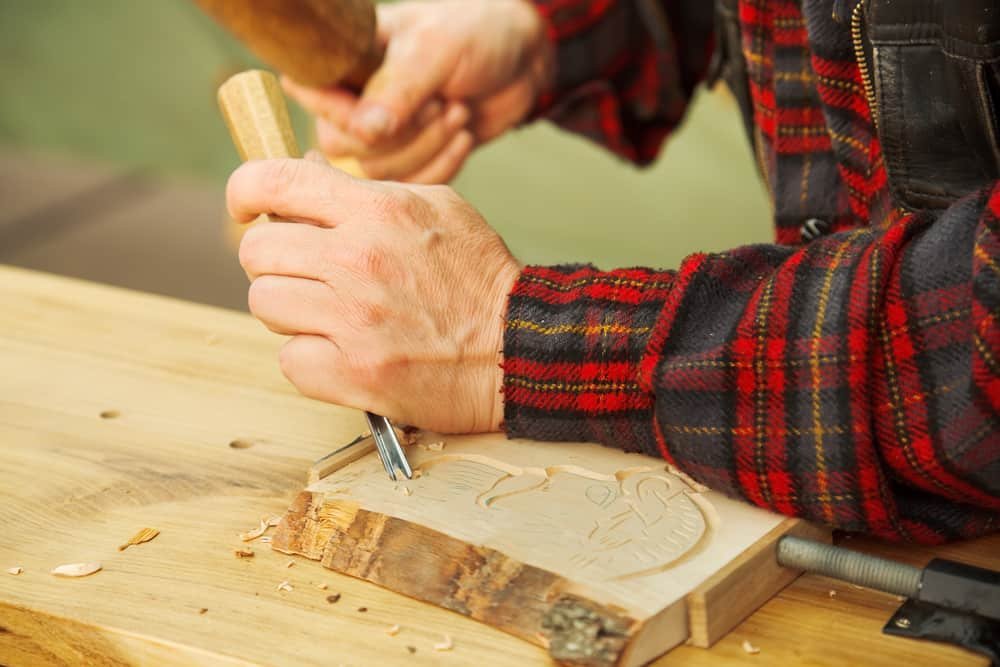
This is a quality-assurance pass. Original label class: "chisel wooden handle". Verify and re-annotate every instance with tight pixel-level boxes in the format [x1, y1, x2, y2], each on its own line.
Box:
[218, 70, 300, 164]
[218, 70, 302, 227]
[217, 67, 364, 182]
[194, 0, 382, 89]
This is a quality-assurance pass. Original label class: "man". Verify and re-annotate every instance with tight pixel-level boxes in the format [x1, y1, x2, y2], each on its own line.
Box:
[226, 0, 1000, 543]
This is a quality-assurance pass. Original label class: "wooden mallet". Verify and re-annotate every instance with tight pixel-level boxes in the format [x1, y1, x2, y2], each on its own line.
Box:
[197, 0, 384, 175]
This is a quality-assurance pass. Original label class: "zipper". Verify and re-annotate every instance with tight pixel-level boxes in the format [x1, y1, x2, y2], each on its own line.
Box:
[851, 0, 879, 128]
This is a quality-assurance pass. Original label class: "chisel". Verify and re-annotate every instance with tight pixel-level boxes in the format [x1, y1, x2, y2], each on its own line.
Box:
[208, 0, 412, 481]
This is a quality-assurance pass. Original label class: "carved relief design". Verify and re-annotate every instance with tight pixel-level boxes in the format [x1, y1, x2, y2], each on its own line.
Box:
[412, 455, 715, 581]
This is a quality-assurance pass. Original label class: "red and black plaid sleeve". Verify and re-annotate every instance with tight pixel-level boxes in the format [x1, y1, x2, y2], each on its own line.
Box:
[505, 0, 1000, 542]
[503, 188, 1000, 544]
[529, 0, 715, 164]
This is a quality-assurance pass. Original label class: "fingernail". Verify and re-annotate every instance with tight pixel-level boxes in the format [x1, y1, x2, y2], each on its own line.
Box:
[446, 104, 470, 130]
[357, 106, 394, 139]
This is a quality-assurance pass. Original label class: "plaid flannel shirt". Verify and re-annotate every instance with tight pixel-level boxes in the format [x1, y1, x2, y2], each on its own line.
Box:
[504, 0, 1000, 543]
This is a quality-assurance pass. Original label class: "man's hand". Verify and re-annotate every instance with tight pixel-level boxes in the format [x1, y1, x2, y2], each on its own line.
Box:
[227, 157, 521, 433]
[283, 0, 553, 183]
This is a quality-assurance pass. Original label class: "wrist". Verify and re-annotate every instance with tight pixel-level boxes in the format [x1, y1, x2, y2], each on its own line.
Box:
[488, 259, 523, 432]
[513, 0, 556, 112]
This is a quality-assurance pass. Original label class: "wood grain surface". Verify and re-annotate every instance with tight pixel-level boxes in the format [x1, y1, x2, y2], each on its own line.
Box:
[0, 265, 994, 666]
[273, 434, 808, 665]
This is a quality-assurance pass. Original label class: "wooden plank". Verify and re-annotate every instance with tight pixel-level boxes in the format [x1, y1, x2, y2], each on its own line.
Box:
[686, 517, 830, 647]
[666, 560, 997, 666]
[0, 265, 541, 667]
[272, 432, 810, 666]
[0, 265, 994, 667]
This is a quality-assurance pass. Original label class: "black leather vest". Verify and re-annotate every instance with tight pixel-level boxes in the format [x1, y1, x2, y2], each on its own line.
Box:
[709, 0, 1000, 213]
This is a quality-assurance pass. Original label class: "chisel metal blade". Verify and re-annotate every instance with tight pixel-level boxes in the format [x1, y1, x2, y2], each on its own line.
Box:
[365, 412, 413, 481]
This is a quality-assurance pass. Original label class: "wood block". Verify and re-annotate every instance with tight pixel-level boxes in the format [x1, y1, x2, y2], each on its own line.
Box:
[272, 432, 826, 666]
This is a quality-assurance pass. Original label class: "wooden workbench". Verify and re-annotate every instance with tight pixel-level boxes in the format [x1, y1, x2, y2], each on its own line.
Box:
[1, 265, 995, 666]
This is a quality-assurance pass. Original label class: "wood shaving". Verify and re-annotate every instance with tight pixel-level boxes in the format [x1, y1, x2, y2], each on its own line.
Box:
[234, 548, 255, 559]
[385, 624, 401, 636]
[741, 640, 760, 655]
[828, 590, 836, 598]
[51, 562, 102, 578]
[534, 632, 551, 649]
[118, 527, 160, 551]
[276, 580, 293, 593]
[285, 560, 295, 568]
[316, 582, 328, 590]
[399, 486, 412, 496]
[433, 634, 453, 651]
[6, 567, 23, 575]
[239, 519, 268, 542]
[240, 515, 282, 542]
[426, 441, 445, 452]
[412, 470, 423, 479]
[199, 608, 208, 614]
[326, 593, 341, 603]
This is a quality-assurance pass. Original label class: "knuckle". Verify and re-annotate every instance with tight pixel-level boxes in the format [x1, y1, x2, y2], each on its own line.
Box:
[408, 24, 440, 57]
[277, 340, 300, 382]
[373, 187, 428, 225]
[371, 188, 409, 218]
[262, 159, 301, 199]
[346, 244, 388, 279]
[425, 183, 458, 204]
[424, 184, 466, 217]
[238, 225, 267, 271]
[351, 297, 388, 329]
[246, 276, 277, 316]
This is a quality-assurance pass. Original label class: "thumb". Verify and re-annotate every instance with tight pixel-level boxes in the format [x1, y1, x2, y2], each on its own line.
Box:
[349, 29, 451, 143]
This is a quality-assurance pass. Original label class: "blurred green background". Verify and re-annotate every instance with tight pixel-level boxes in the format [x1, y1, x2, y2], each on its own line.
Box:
[0, 0, 770, 309]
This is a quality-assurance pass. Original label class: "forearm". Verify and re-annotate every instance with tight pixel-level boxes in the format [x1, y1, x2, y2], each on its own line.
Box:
[528, 0, 714, 164]
[503, 184, 1000, 543]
